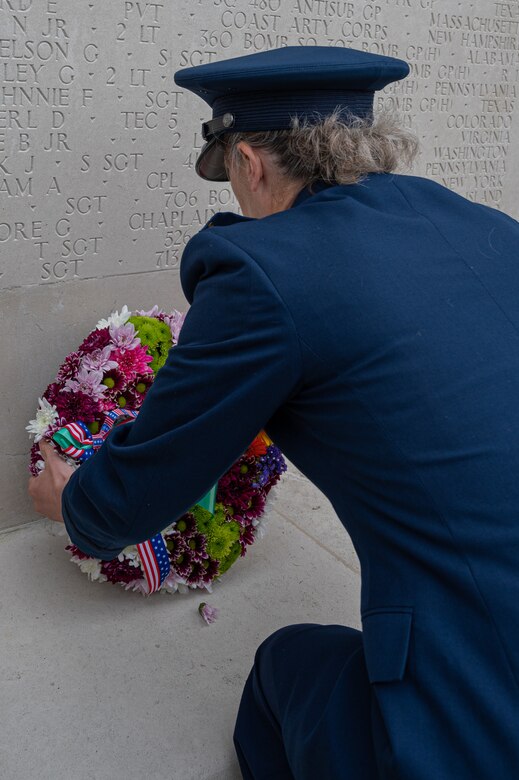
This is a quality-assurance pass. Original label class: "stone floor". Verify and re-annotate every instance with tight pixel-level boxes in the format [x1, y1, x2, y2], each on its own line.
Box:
[0, 465, 360, 780]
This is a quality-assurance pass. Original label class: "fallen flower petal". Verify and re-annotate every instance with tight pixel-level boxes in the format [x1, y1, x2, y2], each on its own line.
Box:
[198, 602, 220, 624]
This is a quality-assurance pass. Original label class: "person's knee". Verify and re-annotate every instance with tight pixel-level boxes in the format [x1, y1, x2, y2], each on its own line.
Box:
[252, 623, 320, 689]
[255, 623, 318, 665]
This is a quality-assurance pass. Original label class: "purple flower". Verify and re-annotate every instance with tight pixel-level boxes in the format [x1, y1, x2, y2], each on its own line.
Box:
[135, 306, 186, 344]
[81, 346, 118, 373]
[109, 323, 140, 351]
[136, 305, 164, 318]
[163, 310, 187, 344]
[63, 367, 107, 401]
[252, 445, 287, 489]
[198, 602, 219, 624]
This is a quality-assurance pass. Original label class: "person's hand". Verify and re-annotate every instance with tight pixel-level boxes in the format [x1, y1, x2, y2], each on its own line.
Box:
[28, 441, 76, 523]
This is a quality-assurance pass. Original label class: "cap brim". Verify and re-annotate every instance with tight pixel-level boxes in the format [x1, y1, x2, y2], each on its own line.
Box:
[195, 138, 229, 182]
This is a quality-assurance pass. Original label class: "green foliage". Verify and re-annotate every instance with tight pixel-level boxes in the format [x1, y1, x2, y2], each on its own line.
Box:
[128, 315, 172, 373]
[191, 502, 242, 572]
[218, 541, 242, 574]
[191, 505, 213, 535]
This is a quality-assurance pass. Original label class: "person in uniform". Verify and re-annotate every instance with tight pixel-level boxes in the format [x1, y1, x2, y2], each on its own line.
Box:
[29, 47, 519, 779]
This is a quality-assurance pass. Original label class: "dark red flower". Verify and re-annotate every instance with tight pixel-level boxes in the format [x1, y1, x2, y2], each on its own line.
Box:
[54, 390, 101, 424]
[56, 352, 82, 383]
[174, 513, 197, 537]
[43, 382, 62, 405]
[65, 544, 91, 561]
[101, 558, 144, 584]
[200, 558, 220, 583]
[240, 525, 256, 551]
[29, 442, 42, 476]
[186, 532, 209, 561]
[124, 374, 153, 409]
[78, 327, 111, 355]
[186, 561, 209, 585]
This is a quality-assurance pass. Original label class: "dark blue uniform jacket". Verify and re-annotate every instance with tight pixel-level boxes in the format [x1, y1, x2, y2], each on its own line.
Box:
[63, 173, 519, 778]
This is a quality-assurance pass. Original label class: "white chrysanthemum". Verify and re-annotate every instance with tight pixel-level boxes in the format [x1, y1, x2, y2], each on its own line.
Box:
[95, 304, 131, 330]
[253, 515, 270, 541]
[119, 547, 142, 568]
[26, 397, 59, 442]
[161, 581, 179, 595]
[124, 579, 150, 595]
[76, 557, 106, 581]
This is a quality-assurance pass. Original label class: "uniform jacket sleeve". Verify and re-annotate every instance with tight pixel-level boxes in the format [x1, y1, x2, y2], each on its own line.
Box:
[61, 227, 303, 560]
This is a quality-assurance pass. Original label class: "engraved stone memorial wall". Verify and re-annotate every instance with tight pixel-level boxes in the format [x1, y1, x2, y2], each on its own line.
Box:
[2, 0, 519, 529]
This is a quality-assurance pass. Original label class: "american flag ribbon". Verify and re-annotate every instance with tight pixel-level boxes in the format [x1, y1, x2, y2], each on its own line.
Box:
[52, 414, 268, 594]
[53, 420, 93, 460]
[52, 409, 139, 462]
[137, 533, 171, 594]
[92, 409, 139, 451]
[52, 411, 172, 592]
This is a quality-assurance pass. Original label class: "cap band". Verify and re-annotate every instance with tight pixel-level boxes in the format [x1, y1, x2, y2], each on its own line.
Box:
[211, 88, 375, 134]
[202, 112, 236, 141]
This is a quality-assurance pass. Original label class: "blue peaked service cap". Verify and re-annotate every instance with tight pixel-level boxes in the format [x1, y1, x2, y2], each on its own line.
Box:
[174, 46, 410, 182]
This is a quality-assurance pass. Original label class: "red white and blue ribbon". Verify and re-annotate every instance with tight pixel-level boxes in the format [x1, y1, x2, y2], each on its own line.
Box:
[53, 420, 93, 460]
[136, 534, 171, 594]
[53, 409, 174, 593]
[51, 408, 223, 594]
[92, 409, 138, 452]
[52, 409, 139, 463]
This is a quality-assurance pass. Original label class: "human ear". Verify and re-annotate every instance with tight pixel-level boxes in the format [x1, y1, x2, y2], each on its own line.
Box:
[236, 141, 264, 192]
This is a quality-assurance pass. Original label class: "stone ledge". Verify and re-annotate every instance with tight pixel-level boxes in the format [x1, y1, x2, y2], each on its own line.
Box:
[0, 500, 360, 780]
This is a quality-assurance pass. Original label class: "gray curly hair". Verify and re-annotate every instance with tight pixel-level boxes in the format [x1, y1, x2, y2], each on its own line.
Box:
[223, 108, 419, 187]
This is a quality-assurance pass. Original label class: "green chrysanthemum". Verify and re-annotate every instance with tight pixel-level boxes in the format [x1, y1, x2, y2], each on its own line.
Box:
[191, 503, 241, 569]
[218, 541, 242, 574]
[191, 504, 213, 534]
[128, 316, 172, 373]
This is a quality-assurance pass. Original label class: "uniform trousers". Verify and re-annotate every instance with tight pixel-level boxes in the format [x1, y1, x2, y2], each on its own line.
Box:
[233, 624, 380, 779]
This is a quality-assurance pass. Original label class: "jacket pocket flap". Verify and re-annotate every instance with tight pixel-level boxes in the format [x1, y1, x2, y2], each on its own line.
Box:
[361, 608, 413, 683]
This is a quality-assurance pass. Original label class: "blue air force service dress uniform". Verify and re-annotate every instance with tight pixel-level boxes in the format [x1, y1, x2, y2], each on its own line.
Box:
[62, 47, 519, 779]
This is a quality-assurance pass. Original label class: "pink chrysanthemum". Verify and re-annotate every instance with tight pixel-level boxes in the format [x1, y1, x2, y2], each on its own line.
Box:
[198, 602, 219, 624]
[111, 345, 153, 381]
[63, 367, 107, 402]
[163, 310, 186, 344]
[109, 323, 140, 351]
[81, 346, 118, 373]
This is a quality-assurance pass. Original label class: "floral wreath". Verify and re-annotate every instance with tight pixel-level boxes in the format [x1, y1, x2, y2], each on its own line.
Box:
[27, 306, 286, 598]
